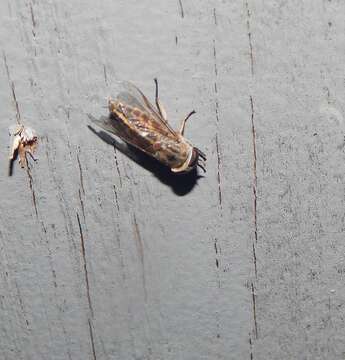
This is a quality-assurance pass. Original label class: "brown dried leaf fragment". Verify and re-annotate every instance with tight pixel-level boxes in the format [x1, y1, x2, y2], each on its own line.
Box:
[9, 124, 38, 168]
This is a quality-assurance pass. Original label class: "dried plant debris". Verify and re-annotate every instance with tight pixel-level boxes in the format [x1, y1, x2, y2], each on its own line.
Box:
[9, 124, 38, 168]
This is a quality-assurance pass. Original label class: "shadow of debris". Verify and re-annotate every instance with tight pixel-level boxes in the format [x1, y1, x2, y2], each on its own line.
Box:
[87, 118, 203, 196]
[8, 159, 14, 176]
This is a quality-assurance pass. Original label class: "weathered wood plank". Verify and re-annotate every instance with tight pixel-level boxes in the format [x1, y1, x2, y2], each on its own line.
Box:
[1, 1, 344, 359]
[249, 1, 345, 359]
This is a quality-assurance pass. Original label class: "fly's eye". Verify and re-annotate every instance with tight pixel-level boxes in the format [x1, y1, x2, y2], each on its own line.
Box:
[188, 148, 199, 169]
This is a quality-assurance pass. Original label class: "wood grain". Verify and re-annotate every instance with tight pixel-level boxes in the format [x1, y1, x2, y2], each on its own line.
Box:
[1, 1, 344, 359]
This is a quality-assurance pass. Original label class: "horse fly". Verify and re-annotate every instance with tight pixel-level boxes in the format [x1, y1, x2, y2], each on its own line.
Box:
[91, 79, 206, 173]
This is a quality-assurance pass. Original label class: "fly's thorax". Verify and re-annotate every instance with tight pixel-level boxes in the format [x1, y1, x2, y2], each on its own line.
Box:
[108, 99, 118, 113]
[109, 101, 150, 125]
[108, 99, 126, 117]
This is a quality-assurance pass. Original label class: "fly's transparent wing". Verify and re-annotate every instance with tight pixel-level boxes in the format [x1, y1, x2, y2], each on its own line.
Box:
[88, 115, 122, 137]
[88, 114, 154, 152]
[113, 81, 178, 139]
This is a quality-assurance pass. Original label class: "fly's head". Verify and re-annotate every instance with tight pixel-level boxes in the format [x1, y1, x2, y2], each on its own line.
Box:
[186, 147, 207, 173]
[172, 147, 207, 173]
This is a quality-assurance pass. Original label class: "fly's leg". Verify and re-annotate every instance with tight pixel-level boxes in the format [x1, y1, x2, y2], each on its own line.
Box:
[154, 78, 167, 120]
[178, 110, 196, 136]
[153, 78, 196, 135]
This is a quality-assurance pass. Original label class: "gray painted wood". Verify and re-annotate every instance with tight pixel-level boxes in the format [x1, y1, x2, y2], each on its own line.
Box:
[1, 1, 344, 359]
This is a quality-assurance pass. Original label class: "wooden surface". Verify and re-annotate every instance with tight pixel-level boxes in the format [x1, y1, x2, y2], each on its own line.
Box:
[1, 1, 345, 359]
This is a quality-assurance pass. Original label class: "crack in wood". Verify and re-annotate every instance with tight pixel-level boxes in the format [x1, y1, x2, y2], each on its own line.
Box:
[14, 280, 30, 328]
[215, 135, 222, 209]
[103, 64, 108, 86]
[29, 3, 36, 28]
[213, 40, 219, 80]
[251, 282, 258, 339]
[214, 238, 221, 289]
[113, 146, 123, 187]
[76, 212, 93, 317]
[29, 3, 36, 37]
[245, 0, 254, 75]
[178, 0, 184, 18]
[212, 19, 224, 343]
[249, 335, 254, 359]
[213, 38, 223, 210]
[245, 4, 259, 346]
[133, 214, 147, 301]
[88, 319, 97, 360]
[213, 7, 217, 26]
[252, 242, 258, 280]
[26, 165, 39, 218]
[76, 148, 85, 195]
[113, 185, 120, 212]
[250, 96, 258, 280]
[249, 96, 259, 341]
[78, 189, 86, 221]
[2, 51, 11, 80]
[250, 96, 258, 245]
[11, 82, 21, 125]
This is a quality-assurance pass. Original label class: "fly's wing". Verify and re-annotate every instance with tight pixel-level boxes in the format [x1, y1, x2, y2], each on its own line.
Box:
[88, 114, 154, 151]
[115, 81, 179, 139]
[90, 82, 182, 158]
[88, 115, 122, 137]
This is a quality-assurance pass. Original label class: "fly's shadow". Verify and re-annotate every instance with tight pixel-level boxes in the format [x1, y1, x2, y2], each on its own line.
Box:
[87, 115, 203, 196]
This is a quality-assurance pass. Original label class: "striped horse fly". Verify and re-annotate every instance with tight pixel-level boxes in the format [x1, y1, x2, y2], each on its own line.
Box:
[91, 79, 206, 173]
